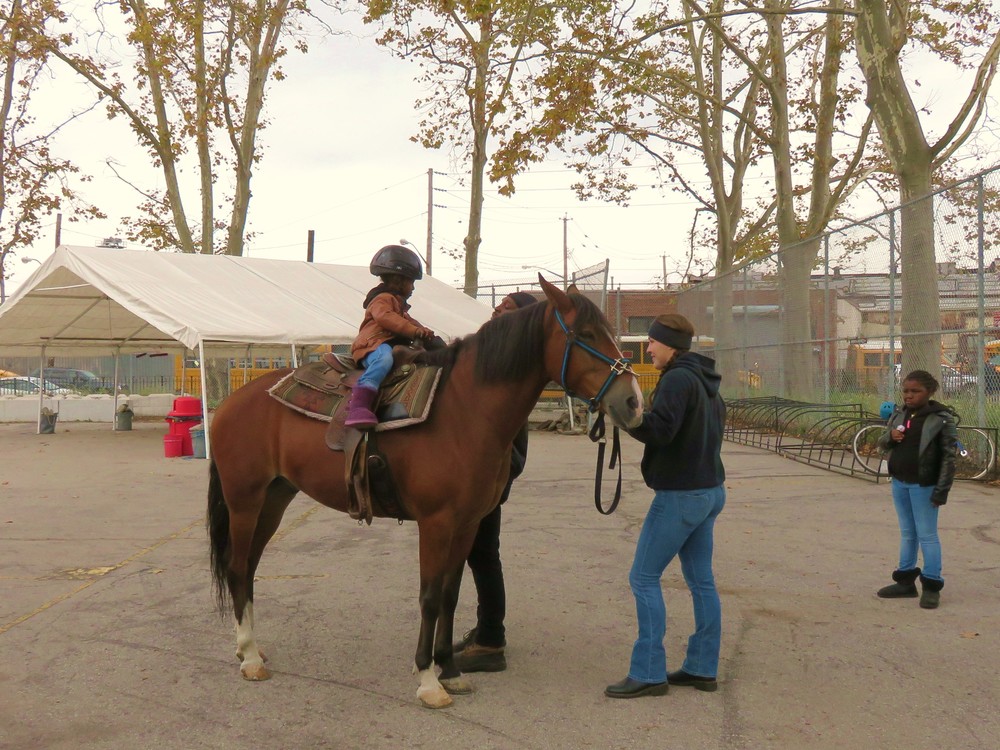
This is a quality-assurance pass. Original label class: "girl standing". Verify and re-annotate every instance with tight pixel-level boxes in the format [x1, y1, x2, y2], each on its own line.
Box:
[876, 370, 957, 609]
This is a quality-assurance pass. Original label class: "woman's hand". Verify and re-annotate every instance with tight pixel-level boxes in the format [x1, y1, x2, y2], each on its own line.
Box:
[890, 428, 905, 442]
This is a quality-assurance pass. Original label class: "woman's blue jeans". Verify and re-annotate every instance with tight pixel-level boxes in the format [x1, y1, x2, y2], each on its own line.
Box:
[356, 343, 394, 390]
[628, 484, 726, 682]
[890, 478, 942, 581]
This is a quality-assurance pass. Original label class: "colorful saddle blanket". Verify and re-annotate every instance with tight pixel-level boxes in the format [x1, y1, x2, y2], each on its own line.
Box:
[267, 352, 442, 435]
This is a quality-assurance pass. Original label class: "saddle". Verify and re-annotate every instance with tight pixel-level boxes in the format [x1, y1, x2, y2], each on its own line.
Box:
[267, 350, 441, 524]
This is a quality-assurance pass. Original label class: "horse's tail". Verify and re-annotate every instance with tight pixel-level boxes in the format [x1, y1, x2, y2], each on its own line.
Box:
[207, 458, 231, 613]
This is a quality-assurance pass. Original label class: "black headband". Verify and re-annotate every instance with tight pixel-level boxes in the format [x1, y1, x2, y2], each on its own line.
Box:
[648, 321, 693, 350]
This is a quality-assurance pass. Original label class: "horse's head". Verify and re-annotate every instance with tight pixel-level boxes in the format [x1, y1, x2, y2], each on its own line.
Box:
[538, 277, 643, 430]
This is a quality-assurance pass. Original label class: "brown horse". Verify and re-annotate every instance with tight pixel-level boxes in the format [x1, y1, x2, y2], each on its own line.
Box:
[206, 278, 643, 708]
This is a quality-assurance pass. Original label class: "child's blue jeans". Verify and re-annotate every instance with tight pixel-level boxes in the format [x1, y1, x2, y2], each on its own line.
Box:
[357, 343, 394, 390]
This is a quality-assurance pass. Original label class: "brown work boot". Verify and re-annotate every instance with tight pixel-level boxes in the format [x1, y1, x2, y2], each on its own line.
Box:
[453, 628, 479, 654]
[455, 643, 507, 673]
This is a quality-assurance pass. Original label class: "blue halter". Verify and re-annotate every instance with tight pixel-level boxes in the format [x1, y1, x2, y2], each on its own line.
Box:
[554, 308, 634, 412]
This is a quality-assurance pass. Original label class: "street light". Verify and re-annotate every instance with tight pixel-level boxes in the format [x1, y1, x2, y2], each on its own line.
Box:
[399, 238, 431, 276]
[21, 257, 41, 265]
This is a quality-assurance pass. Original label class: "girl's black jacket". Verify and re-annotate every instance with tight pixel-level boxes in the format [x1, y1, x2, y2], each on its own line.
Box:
[626, 352, 726, 491]
[877, 401, 958, 505]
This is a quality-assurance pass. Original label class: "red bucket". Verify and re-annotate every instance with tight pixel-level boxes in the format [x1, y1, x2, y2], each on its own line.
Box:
[163, 434, 183, 458]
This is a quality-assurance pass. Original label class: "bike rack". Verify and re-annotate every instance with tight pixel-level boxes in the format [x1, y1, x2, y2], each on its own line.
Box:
[725, 398, 999, 482]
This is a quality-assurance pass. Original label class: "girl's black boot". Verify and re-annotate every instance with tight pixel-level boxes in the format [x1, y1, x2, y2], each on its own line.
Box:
[919, 575, 944, 609]
[876, 567, 921, 598]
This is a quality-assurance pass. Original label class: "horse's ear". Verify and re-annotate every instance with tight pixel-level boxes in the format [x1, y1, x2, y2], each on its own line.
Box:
[538, 275, 573, 314]
[566, 283, 580, 295]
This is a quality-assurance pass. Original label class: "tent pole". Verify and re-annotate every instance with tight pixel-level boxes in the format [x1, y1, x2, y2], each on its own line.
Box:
[199, 339, 211, 460]
[291, 343, 298, 368]
[112, 348, 121, 430]
[37, 347, 45, 435]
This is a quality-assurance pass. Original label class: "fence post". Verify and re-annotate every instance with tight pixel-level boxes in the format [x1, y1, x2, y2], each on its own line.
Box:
[977, 173, 987, 426]
[824, 234, 831, 404]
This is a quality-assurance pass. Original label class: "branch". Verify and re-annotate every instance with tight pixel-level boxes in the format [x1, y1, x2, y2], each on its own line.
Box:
[627, 3, 857, 50]
[930, 27, 1000, 165]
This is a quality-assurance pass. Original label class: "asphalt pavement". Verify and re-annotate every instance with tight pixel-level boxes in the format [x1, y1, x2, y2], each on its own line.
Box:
[1, 422, 998, 750]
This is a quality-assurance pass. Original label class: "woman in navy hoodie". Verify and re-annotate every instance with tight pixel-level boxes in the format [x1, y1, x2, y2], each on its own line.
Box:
[605, 313, 726, 699]
[876, 369, 957, 609]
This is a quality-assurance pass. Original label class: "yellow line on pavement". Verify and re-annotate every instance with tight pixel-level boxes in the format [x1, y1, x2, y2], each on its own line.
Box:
[271, 505, 321, 542]
[0, 518, 201, 637]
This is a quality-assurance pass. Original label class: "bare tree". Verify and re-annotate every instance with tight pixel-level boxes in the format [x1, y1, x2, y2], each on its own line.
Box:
[855, 0, 1000, 378]
[496, 1, 877, 394]
[0, 0, 103, 303]
[361, 0, 560, 296]
[44, 0, 314, 255]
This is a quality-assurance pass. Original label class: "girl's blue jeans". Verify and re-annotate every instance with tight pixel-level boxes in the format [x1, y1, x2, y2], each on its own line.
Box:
[628, 484, 726, 682]
[890, 478, 942, 581]
[356, 344, 394, 390]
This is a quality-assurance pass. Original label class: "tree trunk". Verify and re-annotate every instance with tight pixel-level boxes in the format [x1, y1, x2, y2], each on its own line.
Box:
[462, 42, 490, 298]
[898, 165, 940, 379]
[856, 0, 941, 382]
[779, 240, 819, 399]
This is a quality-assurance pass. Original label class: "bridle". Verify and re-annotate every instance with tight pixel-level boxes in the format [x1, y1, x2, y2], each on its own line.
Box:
[553, 308, 634, 515]
[554, 308, 633, 412]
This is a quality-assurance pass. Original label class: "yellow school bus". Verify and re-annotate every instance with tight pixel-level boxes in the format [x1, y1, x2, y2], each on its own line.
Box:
[174, 344, 354, 395]
[174, 354, 293, 395]
[846, 342, 903, 389]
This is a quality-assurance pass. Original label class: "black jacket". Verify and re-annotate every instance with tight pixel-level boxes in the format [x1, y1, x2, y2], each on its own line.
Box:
[627, 352, 726, 490]
[877, 401, 958, 505]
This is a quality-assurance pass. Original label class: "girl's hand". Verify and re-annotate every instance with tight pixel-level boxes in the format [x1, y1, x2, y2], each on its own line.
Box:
[890, 428, 905, 442]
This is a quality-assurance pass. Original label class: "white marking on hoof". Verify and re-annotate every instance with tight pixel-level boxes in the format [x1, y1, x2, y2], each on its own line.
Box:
[241, 661, 272, 681]
[416, 667, 453, 708]
[440, 675, 474, 695]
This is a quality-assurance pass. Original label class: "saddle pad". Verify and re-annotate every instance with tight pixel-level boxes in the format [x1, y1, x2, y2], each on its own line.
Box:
[268, 360, 442, 432]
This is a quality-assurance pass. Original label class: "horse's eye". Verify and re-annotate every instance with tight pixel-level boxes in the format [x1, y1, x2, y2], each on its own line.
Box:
[578, 330, 596, 343]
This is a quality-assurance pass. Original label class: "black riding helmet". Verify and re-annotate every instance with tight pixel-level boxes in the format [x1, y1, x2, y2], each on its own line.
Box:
[370, 244, 423, 280]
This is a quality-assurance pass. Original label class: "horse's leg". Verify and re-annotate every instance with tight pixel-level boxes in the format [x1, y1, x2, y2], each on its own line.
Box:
[412, 519, 456, 708]
[436, 559, 474, 695]
[232, 478, 298, 680]
[414, 520, 478, 707]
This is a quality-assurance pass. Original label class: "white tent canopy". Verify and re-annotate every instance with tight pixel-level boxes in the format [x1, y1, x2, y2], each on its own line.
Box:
[0, 245, 493, 356]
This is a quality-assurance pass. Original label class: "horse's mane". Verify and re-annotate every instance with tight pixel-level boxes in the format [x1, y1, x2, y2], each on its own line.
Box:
[415, 293, 611, 385]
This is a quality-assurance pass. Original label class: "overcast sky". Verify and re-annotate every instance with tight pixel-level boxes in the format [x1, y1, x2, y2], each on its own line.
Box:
[5, 6, 999, 299]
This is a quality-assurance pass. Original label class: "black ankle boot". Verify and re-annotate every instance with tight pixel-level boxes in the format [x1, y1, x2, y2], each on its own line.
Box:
[877, 567, 921, 598]
[919, 575, 944, 609]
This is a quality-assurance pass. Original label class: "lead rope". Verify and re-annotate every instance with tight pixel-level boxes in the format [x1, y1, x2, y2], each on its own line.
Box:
[589, 412, 623, 514]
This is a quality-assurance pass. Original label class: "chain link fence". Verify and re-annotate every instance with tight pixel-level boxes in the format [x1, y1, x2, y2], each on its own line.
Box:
[675, 165, 1000, 430]
[474, 259, 610, 312]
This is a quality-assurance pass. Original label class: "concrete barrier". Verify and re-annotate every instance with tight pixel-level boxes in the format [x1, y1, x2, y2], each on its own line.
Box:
[0, 392, 179, 422]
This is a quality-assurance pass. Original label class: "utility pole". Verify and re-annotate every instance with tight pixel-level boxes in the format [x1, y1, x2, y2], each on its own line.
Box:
[662, 254, 667, 289]
[55, 212, 62, 248]
[426, 168, 433, 275]
[307, 230, 315, 262]
[562, 214, 569, 290]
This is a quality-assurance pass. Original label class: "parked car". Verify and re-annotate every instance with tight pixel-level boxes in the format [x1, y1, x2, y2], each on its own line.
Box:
[890, 364, 978, 395]
[0, 376, 73, 396]
[29, 368, 113, 393]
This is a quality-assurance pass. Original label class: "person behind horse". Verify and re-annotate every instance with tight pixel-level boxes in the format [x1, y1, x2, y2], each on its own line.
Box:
[453, 291, 539, 673]
[345, 245, 435, 429]
[606, 312, 727, 699]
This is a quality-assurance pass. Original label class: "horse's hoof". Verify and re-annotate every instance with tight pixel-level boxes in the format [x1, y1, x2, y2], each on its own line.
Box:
[417, 685, 453, 709]
[440, 676, 474, 695]
[241, 663, 272, 681]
